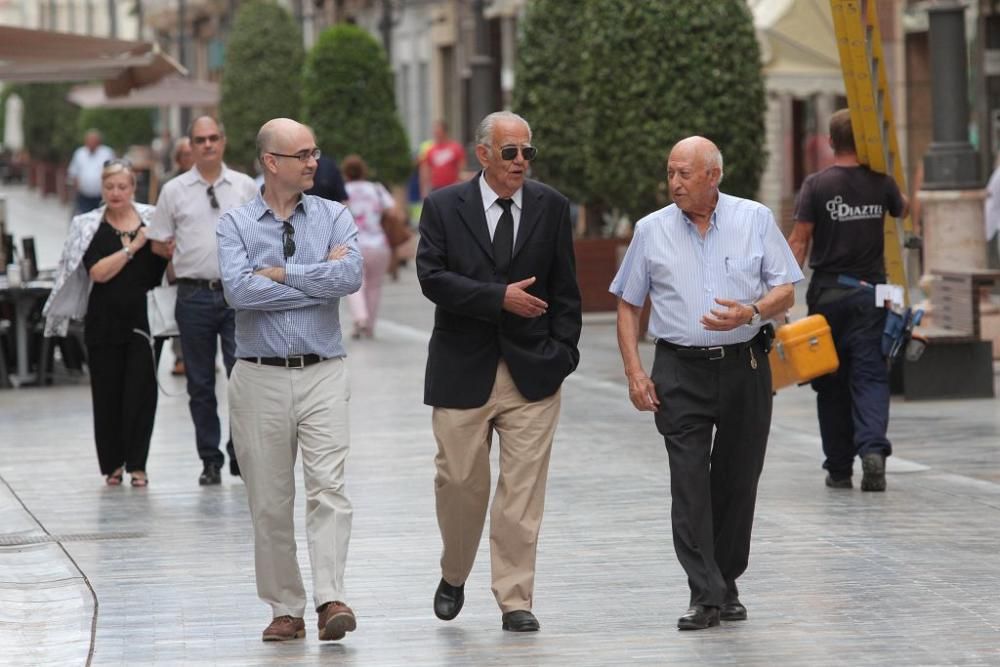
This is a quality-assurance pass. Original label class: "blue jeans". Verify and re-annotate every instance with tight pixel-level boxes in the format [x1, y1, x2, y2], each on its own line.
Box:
[810, 289, 892, 479]
[175, 284, 236, 467]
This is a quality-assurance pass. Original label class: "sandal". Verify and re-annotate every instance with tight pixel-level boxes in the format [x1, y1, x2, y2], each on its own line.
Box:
[130, 472, 148, 487]
[105, 469, 124, 486]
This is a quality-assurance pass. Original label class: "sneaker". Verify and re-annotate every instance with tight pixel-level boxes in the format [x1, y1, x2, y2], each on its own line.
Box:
[825, 474, 853, 489]
[317, 601, 356, 641]
[262, 615, 305, 642]
[861, 453, 886, 492]
[198, 462, 221, 486]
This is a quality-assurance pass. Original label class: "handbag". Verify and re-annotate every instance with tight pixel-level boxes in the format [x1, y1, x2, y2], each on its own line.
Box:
[147, 280, 179, 338]
[381, 207, 413, 249]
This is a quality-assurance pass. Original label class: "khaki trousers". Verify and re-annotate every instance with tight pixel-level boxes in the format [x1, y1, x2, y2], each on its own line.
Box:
[433, 360, 561, 613]
[229, 357, 352, 618]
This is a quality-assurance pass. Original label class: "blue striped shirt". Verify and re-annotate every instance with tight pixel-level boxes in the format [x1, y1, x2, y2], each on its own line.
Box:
[217, 191, 363, 359]
[609, 192, 804, 346]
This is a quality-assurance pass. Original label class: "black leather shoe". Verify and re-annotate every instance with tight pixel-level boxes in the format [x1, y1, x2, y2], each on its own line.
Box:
[825, 473, 853, 489]
[501, 610, 539, 632]
[199, 463, 221, 486]
[720, 600, 747, 621]
[677, 605, 720, 630]
[861, 453, 886, 492]
[433, 578, 464, 621]
[227, 442, 241, 477]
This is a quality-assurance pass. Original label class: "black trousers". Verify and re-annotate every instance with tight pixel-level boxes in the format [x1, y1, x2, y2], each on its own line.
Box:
[87, 335, 162, 475]
[651, 338, 772, 607]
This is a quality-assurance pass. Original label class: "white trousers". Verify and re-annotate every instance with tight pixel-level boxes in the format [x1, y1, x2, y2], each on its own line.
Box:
[229, 357, 352, 618]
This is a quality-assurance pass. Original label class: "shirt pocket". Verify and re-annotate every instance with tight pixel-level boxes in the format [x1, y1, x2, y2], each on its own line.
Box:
[724, 255, 762, 302]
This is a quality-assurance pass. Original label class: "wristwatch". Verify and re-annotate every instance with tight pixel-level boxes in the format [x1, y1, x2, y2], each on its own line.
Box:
[747, 303, 761, 327]
[122, 246, 134, 262]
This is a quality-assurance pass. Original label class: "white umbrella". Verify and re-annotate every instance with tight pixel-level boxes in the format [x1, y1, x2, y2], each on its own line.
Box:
[3, 92, 24, 152]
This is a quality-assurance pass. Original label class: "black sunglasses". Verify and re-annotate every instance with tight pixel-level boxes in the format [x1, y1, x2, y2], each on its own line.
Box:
[103, 158, 133, 168]
[499, 145, 537, 161]
[206, 185, 219, 209]
[282, 221, 296, 259]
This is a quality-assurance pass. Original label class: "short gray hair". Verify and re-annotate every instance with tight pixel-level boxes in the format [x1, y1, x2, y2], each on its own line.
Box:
[706, 145, 724, 184]
[474, 111, 532, 149]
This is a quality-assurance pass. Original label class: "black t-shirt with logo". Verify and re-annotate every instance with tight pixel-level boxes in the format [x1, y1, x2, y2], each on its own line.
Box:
[794, 165, 905, 283]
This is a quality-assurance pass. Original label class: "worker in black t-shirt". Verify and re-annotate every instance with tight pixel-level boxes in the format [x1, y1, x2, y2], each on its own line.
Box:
[787, 109, 908, 493]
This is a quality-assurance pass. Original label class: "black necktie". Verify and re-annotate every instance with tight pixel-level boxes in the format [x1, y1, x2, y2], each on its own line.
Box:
[493, 198, 514, 277]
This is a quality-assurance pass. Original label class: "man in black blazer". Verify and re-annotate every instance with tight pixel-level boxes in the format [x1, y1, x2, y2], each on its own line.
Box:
[417, 111, 582, 632]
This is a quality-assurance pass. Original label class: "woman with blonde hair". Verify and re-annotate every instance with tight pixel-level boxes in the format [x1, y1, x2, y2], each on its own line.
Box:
[342, 154, 399, 338]
[43, 159, 167, 486]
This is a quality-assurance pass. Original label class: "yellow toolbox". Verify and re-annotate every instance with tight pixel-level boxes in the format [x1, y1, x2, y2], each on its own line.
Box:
[768, 315, 840, 391]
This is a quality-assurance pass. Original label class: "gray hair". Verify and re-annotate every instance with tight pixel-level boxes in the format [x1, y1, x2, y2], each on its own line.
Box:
[187, 116, 226, 141]
[706, 145, 724, 184]
[474, 111, 532, 149]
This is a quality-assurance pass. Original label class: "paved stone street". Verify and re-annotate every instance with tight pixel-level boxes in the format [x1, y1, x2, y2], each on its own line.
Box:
[1, 184, 999, 666]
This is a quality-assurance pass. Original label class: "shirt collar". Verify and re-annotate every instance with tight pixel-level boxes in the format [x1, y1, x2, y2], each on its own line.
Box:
[479, 171, 523, 213]
[679, 191, 725, 229]
[183, 163, 233, 188]
[252, 186, 308, 222]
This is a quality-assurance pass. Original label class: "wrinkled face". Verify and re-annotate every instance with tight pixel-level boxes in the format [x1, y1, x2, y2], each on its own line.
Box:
[667, 146, 719, 213]
[190, 118, 226, 170]
[263, 125, 318, 193]
[102, 172, 135, 210]
[476, 118, 531, 198]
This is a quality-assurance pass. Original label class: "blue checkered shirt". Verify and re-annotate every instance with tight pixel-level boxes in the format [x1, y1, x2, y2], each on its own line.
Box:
[610, 192, 803, 346]
[217, 191, 363, 359]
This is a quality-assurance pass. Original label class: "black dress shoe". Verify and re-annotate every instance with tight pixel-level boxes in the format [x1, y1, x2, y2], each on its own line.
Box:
[199, 463, 221, 486]
[226, 442, 241, 477]
[501, 610, 539, 632]
[677, 605, 720, 630]
[433, 578, 464, 621]
[720, 599, 747, 621]
[825, 473, 853, 489]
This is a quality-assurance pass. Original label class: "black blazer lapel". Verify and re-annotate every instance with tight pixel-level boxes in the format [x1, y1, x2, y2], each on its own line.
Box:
[513, 180, 545, 259]
[456, 176, 494, 262]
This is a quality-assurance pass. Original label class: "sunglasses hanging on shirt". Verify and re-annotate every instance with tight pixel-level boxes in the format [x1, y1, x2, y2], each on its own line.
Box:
[207, 185, 219, 209]
[282, 221, 296, 259]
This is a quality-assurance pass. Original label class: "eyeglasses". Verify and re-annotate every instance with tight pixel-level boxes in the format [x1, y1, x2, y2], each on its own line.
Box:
[206, 185, 219, 210]
[192, 134, 222, 145]
[103, 158, 133, 168]
[498, 145, 537, 161]
[282, 221, 296, 259]
[268, 148, 322, 163]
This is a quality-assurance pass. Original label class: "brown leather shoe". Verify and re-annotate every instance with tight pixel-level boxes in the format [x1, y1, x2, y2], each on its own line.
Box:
[261, 615, 305, 642]
[317, 601, 356, 641]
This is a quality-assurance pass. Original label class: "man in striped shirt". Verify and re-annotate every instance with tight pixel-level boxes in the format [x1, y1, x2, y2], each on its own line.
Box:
[217, 118, 363, 644]
[611, 136, 803, 631]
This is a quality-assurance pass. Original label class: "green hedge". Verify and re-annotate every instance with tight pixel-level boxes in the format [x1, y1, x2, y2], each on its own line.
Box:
[19, 83, 80, 164]
[219, 0, 304, 173]
[303, 24, 410, 185]
[514, 0, 767, 229]
[77, 108, 155, 154]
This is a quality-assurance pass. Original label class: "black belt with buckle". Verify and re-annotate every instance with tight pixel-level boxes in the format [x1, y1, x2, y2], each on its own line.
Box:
[240, 354, 327, 369]
[177, 277, 224, 290]
[656, 329, 766, 360]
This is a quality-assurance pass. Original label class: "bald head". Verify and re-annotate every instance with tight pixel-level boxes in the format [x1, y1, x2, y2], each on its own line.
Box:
[669, 136, 723, 180]
[257, 118, 319, 195]
[257, 118, 314, 158]
[666, 135, 724, 215]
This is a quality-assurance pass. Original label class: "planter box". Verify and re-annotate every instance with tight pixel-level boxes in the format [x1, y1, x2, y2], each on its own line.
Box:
[573, 237, 624, 312]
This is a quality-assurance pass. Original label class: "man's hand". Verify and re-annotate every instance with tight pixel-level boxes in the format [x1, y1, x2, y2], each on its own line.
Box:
[701, 298, 752, 331]
[255, 266, 286, 283]
[151, 238, 175, 259]
[627, 371, 660, 412]
[503, 276, 548, 318]
[328, 244, 348, 261]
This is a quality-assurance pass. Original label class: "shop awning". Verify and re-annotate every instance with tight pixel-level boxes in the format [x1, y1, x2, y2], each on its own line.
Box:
[0, 25, 186, 97]
[750, 0, 845, 97]
[67, 76, 218, 109]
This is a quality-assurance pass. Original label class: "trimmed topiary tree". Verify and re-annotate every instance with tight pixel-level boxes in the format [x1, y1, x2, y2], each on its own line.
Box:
[219, 0, 304, 172]
[514, 0, 767, 230]
[77, 108, 155, 154]
[303, 24, 411, 185]
[512, 0, 590, 207]
[19, 83, 79, 163]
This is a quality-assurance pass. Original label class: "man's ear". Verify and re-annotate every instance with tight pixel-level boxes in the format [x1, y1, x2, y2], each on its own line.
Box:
[475, 144, 490, 169]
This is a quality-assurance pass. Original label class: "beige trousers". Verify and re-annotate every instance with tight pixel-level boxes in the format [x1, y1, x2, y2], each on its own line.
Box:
[433, 360, 561, 613]
[229, 357, 352, 618]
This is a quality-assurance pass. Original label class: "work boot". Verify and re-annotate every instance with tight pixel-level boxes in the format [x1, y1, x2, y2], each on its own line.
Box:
[861, 453, 886, 492]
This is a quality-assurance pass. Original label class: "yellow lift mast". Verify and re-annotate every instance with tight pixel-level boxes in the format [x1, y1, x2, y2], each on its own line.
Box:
[830, 0, 916, 304]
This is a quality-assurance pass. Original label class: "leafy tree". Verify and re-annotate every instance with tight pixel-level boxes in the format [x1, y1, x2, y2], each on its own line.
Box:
[219, 0, 304, 172]
[77, 108, 155, 153]
[19, 83, 80, 163]
[303, 24, 411, 185]
[514, 0, 767, 232]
